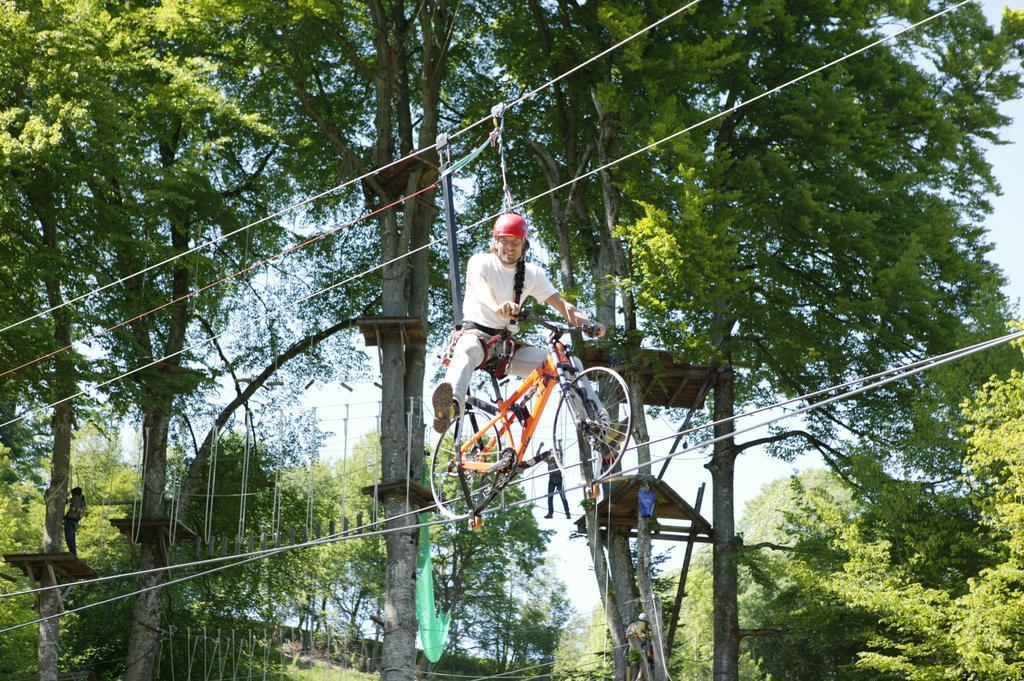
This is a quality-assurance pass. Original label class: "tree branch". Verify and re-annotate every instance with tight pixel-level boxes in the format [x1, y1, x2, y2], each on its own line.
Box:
[739, 541, 793, 553]
[177, 309, 370, 511]
[738, 627, 788, 641]
[280, 28, 386, 197]
[734, 428, 843, 459]
[220, 146, 278, 200]
[320, 20, 375, 82]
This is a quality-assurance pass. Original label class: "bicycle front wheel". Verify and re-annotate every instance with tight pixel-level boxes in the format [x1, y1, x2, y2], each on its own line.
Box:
[430, 408, 512, 519]
[552, 366, 632, 484]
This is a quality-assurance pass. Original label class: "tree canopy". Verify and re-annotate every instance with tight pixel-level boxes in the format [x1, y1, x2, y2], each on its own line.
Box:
[1, 1, 1023, 680]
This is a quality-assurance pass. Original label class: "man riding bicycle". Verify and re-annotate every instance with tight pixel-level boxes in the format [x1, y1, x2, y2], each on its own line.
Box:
[432, 213, 604, 434]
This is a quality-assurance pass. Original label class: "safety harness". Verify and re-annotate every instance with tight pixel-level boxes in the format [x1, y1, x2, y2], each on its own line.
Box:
[441, 257, 525, 379]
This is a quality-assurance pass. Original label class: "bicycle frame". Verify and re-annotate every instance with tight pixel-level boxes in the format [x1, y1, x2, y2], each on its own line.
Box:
[457, 338, 576, 475]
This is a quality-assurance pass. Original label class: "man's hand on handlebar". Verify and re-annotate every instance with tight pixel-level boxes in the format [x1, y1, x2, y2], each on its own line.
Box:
[566, 307, 605, 338]
[495, 300, 522, 319]
[517, 308, 605, 338]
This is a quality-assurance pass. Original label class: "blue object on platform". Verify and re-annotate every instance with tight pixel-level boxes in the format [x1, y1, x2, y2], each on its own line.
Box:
[638, 487, 656, 518]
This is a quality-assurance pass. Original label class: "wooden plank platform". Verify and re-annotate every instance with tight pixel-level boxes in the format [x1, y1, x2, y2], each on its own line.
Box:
[356, 316, 427, 347]
[573, 476, 712, 542]
[361, 480, 434, 508]
[109, 517, 197, 544]
[3, 553, 98, 583]
[577, 346, 718, 409]
[367, 154, 439, 199]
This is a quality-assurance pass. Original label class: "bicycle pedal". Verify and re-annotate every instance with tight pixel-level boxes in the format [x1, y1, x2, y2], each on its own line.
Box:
[484, 450, 515, 474]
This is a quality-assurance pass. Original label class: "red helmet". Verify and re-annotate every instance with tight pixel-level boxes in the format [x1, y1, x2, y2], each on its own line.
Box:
[493, 213, 528, 240]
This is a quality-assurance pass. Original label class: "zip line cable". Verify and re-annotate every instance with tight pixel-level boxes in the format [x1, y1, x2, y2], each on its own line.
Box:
[0, 185, 434, 431]
[0, 2, 991, 623]
[0, 1, 702, 339]
[0, 0, 968, 433]
[0, 182, 439, 381]
[0, 313, 1005, 638]
[2, 324, 1018, 608]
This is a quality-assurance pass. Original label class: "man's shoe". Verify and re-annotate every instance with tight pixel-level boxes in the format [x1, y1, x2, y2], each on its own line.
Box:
[432, 382, 457, 434]
[565, 512, 571, 519]
[543, 513, 553, 519]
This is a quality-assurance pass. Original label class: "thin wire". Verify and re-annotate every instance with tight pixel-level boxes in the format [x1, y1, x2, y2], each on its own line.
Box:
[1, 0, 965, 433]
[6, 326, 1016, 604]
[0, 183, 437, 382]
[0, 6, 993, 619]
[0, 1, 701, 339]
[0, 188, 429, 431]
[2, 323, 1016, 613]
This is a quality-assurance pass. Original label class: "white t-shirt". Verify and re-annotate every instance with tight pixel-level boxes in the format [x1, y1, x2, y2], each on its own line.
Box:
[462, 253, 558, 330]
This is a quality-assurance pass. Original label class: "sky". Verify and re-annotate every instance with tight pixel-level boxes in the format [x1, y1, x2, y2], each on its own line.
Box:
[299, 0, 1024, 614]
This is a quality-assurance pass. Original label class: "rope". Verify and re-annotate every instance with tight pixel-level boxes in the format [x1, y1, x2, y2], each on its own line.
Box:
[488, 104, 515, 213]
[0, 187, 429, 431]
[0, 1, 701, 340]
[205, 427, 220, 543]
[237, 407, 252, 541]
[0, 182, 438, 382]
[3, 324, 1017, 607]
[3, 323, 1016, 633]
[0, 0, 967, 434]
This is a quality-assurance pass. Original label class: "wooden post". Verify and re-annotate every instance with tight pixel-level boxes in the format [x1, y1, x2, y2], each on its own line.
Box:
[45, 562, 63, 614]
[666, 483, 706, 655]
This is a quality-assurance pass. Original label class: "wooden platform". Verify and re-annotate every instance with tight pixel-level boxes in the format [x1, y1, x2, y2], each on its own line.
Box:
[361, 480, 434, 508]
[372, 154, 439, 198]
[356, 316, 427, 347]
[109, 517, 197, 544]
[573, 476, 712, 543]
[577, 346, 718, 409]
[3, 553, 97, 585]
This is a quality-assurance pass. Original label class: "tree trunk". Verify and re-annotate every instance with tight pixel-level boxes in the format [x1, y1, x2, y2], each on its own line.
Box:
[707, 371, 739, 680]
[38, 210, 75, 681]
[584, 505, 628, 680]
[372, 2, 450, 677]
[125, 410, 170, 681]
[39, 400, 72, 681]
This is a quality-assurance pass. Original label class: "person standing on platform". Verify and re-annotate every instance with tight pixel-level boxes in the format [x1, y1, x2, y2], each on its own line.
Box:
[544, 457, 570, 519]
[63, 486, 86, 557]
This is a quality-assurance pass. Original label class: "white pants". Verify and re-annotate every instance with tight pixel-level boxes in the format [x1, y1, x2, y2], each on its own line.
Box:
[443, 332, 547, 407]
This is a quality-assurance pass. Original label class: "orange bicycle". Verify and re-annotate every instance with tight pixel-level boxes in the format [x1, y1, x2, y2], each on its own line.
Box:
[430, 311, 633, 526]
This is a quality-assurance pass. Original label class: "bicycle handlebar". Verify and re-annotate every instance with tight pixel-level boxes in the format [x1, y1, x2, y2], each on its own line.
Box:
[516, 310, 602, 339]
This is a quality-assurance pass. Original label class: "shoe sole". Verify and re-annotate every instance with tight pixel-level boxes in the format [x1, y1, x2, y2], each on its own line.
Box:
[432, 383, 454, 434]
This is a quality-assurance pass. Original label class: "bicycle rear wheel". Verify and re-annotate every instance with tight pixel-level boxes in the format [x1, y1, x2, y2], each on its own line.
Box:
[552, 367, 632, 484]
[430, 408, 513, 519]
